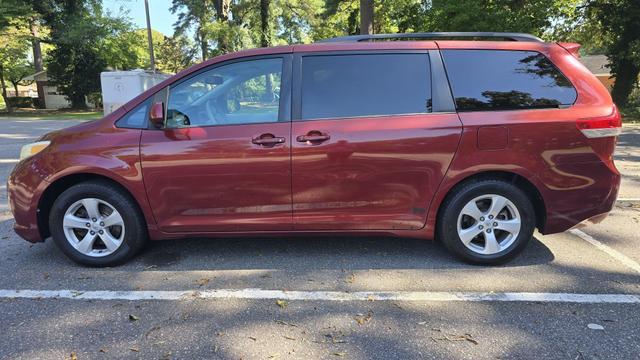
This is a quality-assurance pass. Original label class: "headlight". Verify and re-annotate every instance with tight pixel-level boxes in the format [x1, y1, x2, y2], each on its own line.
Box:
[19, 141, 50, 160]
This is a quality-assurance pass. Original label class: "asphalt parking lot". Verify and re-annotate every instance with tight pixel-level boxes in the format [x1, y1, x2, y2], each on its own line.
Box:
[0, 118, 638, 359]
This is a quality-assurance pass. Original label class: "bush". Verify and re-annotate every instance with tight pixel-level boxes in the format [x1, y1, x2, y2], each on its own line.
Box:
[87, 92, 103, 109]
[6, 97, 35, 108]
[620, 85, 640, 122]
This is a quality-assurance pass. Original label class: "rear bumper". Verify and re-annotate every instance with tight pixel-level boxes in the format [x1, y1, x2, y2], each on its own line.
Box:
[540, 160, 620, 234]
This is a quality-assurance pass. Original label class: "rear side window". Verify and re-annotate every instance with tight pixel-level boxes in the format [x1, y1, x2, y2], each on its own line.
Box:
[442, 50, 577, 111]
[300, 53, 431, 120]
[116, 99, 151, 129]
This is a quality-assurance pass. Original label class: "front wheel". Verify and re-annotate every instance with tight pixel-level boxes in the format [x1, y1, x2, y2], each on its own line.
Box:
[437, 179, 536, 265]
[49, 181, 147, 266]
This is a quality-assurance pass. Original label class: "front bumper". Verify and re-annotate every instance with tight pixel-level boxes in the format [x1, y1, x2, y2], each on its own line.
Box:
[8, 157, 50, 243]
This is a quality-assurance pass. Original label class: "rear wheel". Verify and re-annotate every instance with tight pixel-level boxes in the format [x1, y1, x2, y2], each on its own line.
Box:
[437, 179, 535, 265]
[49, 181, 147, 266]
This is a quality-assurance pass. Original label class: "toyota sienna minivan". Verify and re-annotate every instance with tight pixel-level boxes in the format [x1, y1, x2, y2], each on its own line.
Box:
[8, 32, 621, 266]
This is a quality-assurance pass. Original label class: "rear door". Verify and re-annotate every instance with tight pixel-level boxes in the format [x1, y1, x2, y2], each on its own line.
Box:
[290, 49, 462, 230]
[140, 55, 293, 233]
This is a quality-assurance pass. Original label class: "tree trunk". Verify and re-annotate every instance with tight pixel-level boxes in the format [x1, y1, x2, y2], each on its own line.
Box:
[214, 0, 231, 54]
[13, 82, 19, 96]
[0, 64, 12, 113]
[360, 0, 374, 35]
[198, 26, 207, 61]
[30, 19, 45, 109]
[611, 59, 640, 107]
[30, 20, 43, 72]
[214, 0, 230, 21]
[69, 93, 87, 109]
[260, 0, 270, 48]
[260, 0, 273, 102]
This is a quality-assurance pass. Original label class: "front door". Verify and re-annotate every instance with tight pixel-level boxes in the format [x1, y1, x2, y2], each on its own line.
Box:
[291, 52, 462, 230]
[141, 55, 293, 233]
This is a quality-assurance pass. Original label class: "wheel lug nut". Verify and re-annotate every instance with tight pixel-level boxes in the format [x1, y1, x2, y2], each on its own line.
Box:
[486, 229, 492, 233]
[478, 225, 484, 230]
[99, 230, 104, 234]
[90, 231, 95, 235]
[493, 222, 498, 227]
[99, 222, 104, 226]
[488, 215, 494, 219]
[479, 217, 485, 221]
[85, 223, 91, 228]
[92, 218, 97, 222]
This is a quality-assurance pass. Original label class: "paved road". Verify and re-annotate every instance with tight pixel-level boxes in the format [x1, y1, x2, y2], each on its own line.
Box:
[0, 119, 638, 359]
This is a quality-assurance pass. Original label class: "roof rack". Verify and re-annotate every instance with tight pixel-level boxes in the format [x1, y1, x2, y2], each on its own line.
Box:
[319, 32, 544, 43]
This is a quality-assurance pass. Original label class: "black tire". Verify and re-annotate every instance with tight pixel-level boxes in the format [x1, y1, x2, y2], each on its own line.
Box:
[436, 179, 536, 265]
[49, 181, 148, 266]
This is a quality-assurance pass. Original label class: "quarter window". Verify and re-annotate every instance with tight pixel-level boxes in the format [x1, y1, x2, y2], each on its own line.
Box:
[300, 54, 431, 120]
[442, 50, 577, 111]
[166, 58, 283, 128]
[116, 98, 151, 129]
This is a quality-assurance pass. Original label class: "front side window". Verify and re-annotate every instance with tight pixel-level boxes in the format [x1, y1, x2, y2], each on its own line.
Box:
[442, 50, 577, 112]
[116, 98, 151, 129]
[300, 53, 431, 120]
[166, 58, 283, 128]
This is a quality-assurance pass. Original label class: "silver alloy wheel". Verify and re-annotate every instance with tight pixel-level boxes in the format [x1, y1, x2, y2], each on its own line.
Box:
[456, 194, 521, 255]
[62, 198, 125, 257]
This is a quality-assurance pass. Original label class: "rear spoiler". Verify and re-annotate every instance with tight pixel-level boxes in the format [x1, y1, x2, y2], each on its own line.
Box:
[557, 42, 581, 58]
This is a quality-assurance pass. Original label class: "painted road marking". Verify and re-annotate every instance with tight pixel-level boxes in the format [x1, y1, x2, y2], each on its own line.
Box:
[0, 289, 639, 303]
[569, 229, 640, 274]
[617, 198, 640, 202]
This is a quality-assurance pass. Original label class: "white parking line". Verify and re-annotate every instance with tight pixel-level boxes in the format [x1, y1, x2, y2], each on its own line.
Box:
[0, 289, 639, 303]
[569, 229, 640, 274]
[617, 198, 640, 202]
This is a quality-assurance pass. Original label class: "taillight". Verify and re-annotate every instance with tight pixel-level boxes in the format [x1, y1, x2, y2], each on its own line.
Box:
[576, 106, 622, 138]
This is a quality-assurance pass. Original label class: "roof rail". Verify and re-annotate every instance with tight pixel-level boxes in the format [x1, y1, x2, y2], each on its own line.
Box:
[319, 32, 544, 43]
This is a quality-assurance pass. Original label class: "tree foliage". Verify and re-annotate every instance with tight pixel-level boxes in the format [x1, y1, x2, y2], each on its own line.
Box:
[585, 0, 640, 107]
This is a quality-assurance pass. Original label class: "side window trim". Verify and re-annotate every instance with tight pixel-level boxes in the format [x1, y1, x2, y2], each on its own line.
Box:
[429, 49, 456, 113]
[164, 54, 292, 128]
[292, 50, 441, 122]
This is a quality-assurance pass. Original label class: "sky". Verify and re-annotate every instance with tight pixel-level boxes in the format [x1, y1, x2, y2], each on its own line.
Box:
[103, 0, 179, 36]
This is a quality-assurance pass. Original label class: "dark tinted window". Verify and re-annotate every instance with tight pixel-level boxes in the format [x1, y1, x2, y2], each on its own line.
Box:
[116, 98, 151, 129]
[442, 50, 577, 111]
[301, 54, 431, 119]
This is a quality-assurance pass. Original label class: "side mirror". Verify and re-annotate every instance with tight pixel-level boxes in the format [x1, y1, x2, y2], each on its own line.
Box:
[149, 102, 165, 129]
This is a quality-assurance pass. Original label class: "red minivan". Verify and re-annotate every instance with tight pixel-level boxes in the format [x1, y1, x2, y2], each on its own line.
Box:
[8, 32, 621, 266]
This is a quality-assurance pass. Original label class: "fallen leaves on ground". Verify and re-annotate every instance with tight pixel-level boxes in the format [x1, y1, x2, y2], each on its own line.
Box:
[130, 347, 140, 352]
[276, 299, 288, 309]
[333, 352, 346, 357]
[431, 332, 478, 345]
[346, 273, 356, 284]
[275, 320, 298, 327]
[128, 314, 139, 322]
[283, 335, 297, 341]
[353, 311, 373, 325]
[195, 278, 210, 287]
[248, 336, 257, 341]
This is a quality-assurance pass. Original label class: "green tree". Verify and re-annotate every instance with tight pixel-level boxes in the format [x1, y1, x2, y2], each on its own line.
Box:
[0, 17, 31, 112]
[156, 34, 197, 73]
[32, 0, 138, 108]
[171, 0, 215, 60]
[586, 0, 640, 107]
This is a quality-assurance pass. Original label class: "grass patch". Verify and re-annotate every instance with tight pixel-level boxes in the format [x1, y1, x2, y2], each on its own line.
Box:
[0, 109, 102, 121]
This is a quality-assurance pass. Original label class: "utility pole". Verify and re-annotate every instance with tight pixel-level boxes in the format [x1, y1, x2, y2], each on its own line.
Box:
[144, 0, 156, 72]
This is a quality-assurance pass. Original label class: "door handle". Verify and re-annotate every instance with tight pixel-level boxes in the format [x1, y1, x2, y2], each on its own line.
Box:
[296, 131, 330, 144]
[252, 134, 286, 146]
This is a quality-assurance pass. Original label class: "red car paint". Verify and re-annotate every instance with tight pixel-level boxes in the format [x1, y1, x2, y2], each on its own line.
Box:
[8, 40, 620, 244]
